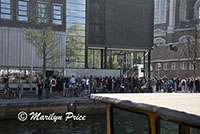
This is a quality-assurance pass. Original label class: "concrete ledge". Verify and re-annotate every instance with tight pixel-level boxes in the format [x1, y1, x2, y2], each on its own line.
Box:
[0, 97, 106, 119]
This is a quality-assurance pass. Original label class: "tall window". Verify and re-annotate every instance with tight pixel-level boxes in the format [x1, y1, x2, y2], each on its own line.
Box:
[171, 62, 178, 70]
[17, 0, 28, 21]
[154, 38, 166, 46]
[0, 0, 11, 19]
[194, 0, 200, 19]
[156, 63, 162, 71]
[66, 0, 86, 68]
[163, 63, 169, 70]
[180, 62, 187, 70]
[37, 2, 47, 23]
[179, 0, 186, 21]
[154, 0, 167, 24]
[189, 62, 194, 70]
[53, 4, 62, 25]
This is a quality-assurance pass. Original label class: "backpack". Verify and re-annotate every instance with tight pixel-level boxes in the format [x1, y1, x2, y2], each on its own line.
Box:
[182, 81, 185, 86]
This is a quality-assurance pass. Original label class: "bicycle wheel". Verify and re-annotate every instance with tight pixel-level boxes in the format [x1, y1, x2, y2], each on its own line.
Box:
[76, 89, 82, 97]
[82, 90, 90, 97]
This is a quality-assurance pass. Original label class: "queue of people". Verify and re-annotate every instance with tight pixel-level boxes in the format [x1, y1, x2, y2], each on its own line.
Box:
[1, 74, 200, 99]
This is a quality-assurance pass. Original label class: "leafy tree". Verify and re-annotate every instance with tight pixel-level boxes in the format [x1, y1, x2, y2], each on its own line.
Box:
[23, 27, 62, 89]
[66, 24, 85, 68]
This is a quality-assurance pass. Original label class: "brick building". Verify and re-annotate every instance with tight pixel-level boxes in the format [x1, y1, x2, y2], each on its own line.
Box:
[0, 0, 66, 85]
[150, 0, 200, 78]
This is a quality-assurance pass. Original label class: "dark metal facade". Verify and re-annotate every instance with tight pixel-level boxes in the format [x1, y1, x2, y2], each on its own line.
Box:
[86, 0, 154, 50]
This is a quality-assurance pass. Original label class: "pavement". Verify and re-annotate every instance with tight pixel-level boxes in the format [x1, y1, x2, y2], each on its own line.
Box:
[0, 91, 91, 106]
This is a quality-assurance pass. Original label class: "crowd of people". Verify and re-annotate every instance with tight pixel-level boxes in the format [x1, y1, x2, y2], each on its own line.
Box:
[52, 75, 200, 94]
[2, 74, 200, 99]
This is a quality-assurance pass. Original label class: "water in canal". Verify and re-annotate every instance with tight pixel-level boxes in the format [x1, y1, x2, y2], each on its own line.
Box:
[0, 114, 106, 134]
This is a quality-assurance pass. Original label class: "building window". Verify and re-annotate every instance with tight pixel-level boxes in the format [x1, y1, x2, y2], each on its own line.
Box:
[17, 0, 28, 21]
[179, 35, 195, 43]
[154, 0, 167, 24]
[0, 0, 11, 19]
[180, 62, 187, 70]
[163, 63, 169, 70]
[66, 0, 86, 68]
[194, 0, 200, 19]
[179, 0, 187, 21]
[171, 62, 178, 70]
[155, 63, 162, 71]
[154, 38, 166, 46]
[37, 2, 47, 23]
[189, 62, 194, 70]
[52, 4, 62, 25]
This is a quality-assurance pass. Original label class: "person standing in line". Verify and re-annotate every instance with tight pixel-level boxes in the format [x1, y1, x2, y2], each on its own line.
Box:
[38, 79, 43, 99]
[45, 77, 50, 99]
[181, 78, 187, 92]
[195, 77, 200, 93]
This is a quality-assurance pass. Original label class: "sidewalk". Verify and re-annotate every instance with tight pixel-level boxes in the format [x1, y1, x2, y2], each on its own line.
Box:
[0, 96, 91, 106]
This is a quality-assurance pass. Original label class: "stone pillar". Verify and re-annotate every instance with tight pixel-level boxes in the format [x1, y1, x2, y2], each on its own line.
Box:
[167, 0, 175, 33]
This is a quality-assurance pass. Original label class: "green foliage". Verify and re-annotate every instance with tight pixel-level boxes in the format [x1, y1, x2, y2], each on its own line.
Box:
[23, 27, 62, 64]
[66, 24, 85, 68]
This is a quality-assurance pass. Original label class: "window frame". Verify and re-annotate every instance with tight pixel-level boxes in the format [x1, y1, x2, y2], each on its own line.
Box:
[37, 1, 48, 23]
[52, 3, 63, 25]
[0, 0, 12, 20]
[180, 62, 187, 70]
[110, 106, 151, 134]
[156, 63, 162, 71]
[17, 0, 29, 22]
[171, 62, 178, 70]
[156, 117, 200, 134]
[154, 38, 166, 46]
[154, 0, 167, 24]
[189, 62, 194, 70]
[163, 63, 169, 70]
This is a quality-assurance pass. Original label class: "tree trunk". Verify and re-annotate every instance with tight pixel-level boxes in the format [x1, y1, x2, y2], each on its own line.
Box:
[42, 35, 46, 98]
[193, 63, 196, 92]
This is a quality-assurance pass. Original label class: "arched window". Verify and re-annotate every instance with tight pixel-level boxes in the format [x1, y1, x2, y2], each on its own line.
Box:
[179, 0, 187, 21]
[154, 38, 166, 46]
[178, 35, 195, 43]
[154, 0, 167, 24]
[194, 0, 200, 19]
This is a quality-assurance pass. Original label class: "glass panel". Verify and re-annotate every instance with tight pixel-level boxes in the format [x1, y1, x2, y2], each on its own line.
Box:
[1, 8, 11, 14]
[67, 3, 85, 11]
[111, 107, 150, 134]
[53, 20, 62, 25]
[190, 127, 200, 134]
[18, 16, 28, 21]
[18, 11, 27, 16]
[53, 4, 62, 24]
[0, 0, 11, 19]
[158, 119, 179, 134]
[18, 1, 27, 6]
[67, 0, 86, 5]
[37, 3, 47, 23]
[67, 10, 85, 17]
[1, 14, 11, 19]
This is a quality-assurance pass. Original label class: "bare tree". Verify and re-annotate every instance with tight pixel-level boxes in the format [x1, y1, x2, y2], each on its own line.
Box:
[182, 26, 200, 81]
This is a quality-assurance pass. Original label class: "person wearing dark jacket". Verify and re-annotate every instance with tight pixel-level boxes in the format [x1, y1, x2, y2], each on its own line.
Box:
[195, 78, 200, 93]
[45, 77, 50, 99]
[38, 79, 43, 99]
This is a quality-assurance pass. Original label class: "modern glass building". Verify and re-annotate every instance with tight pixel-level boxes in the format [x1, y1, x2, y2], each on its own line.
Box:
[66, 0, 154, 76]
[66, 0, 86, 68]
